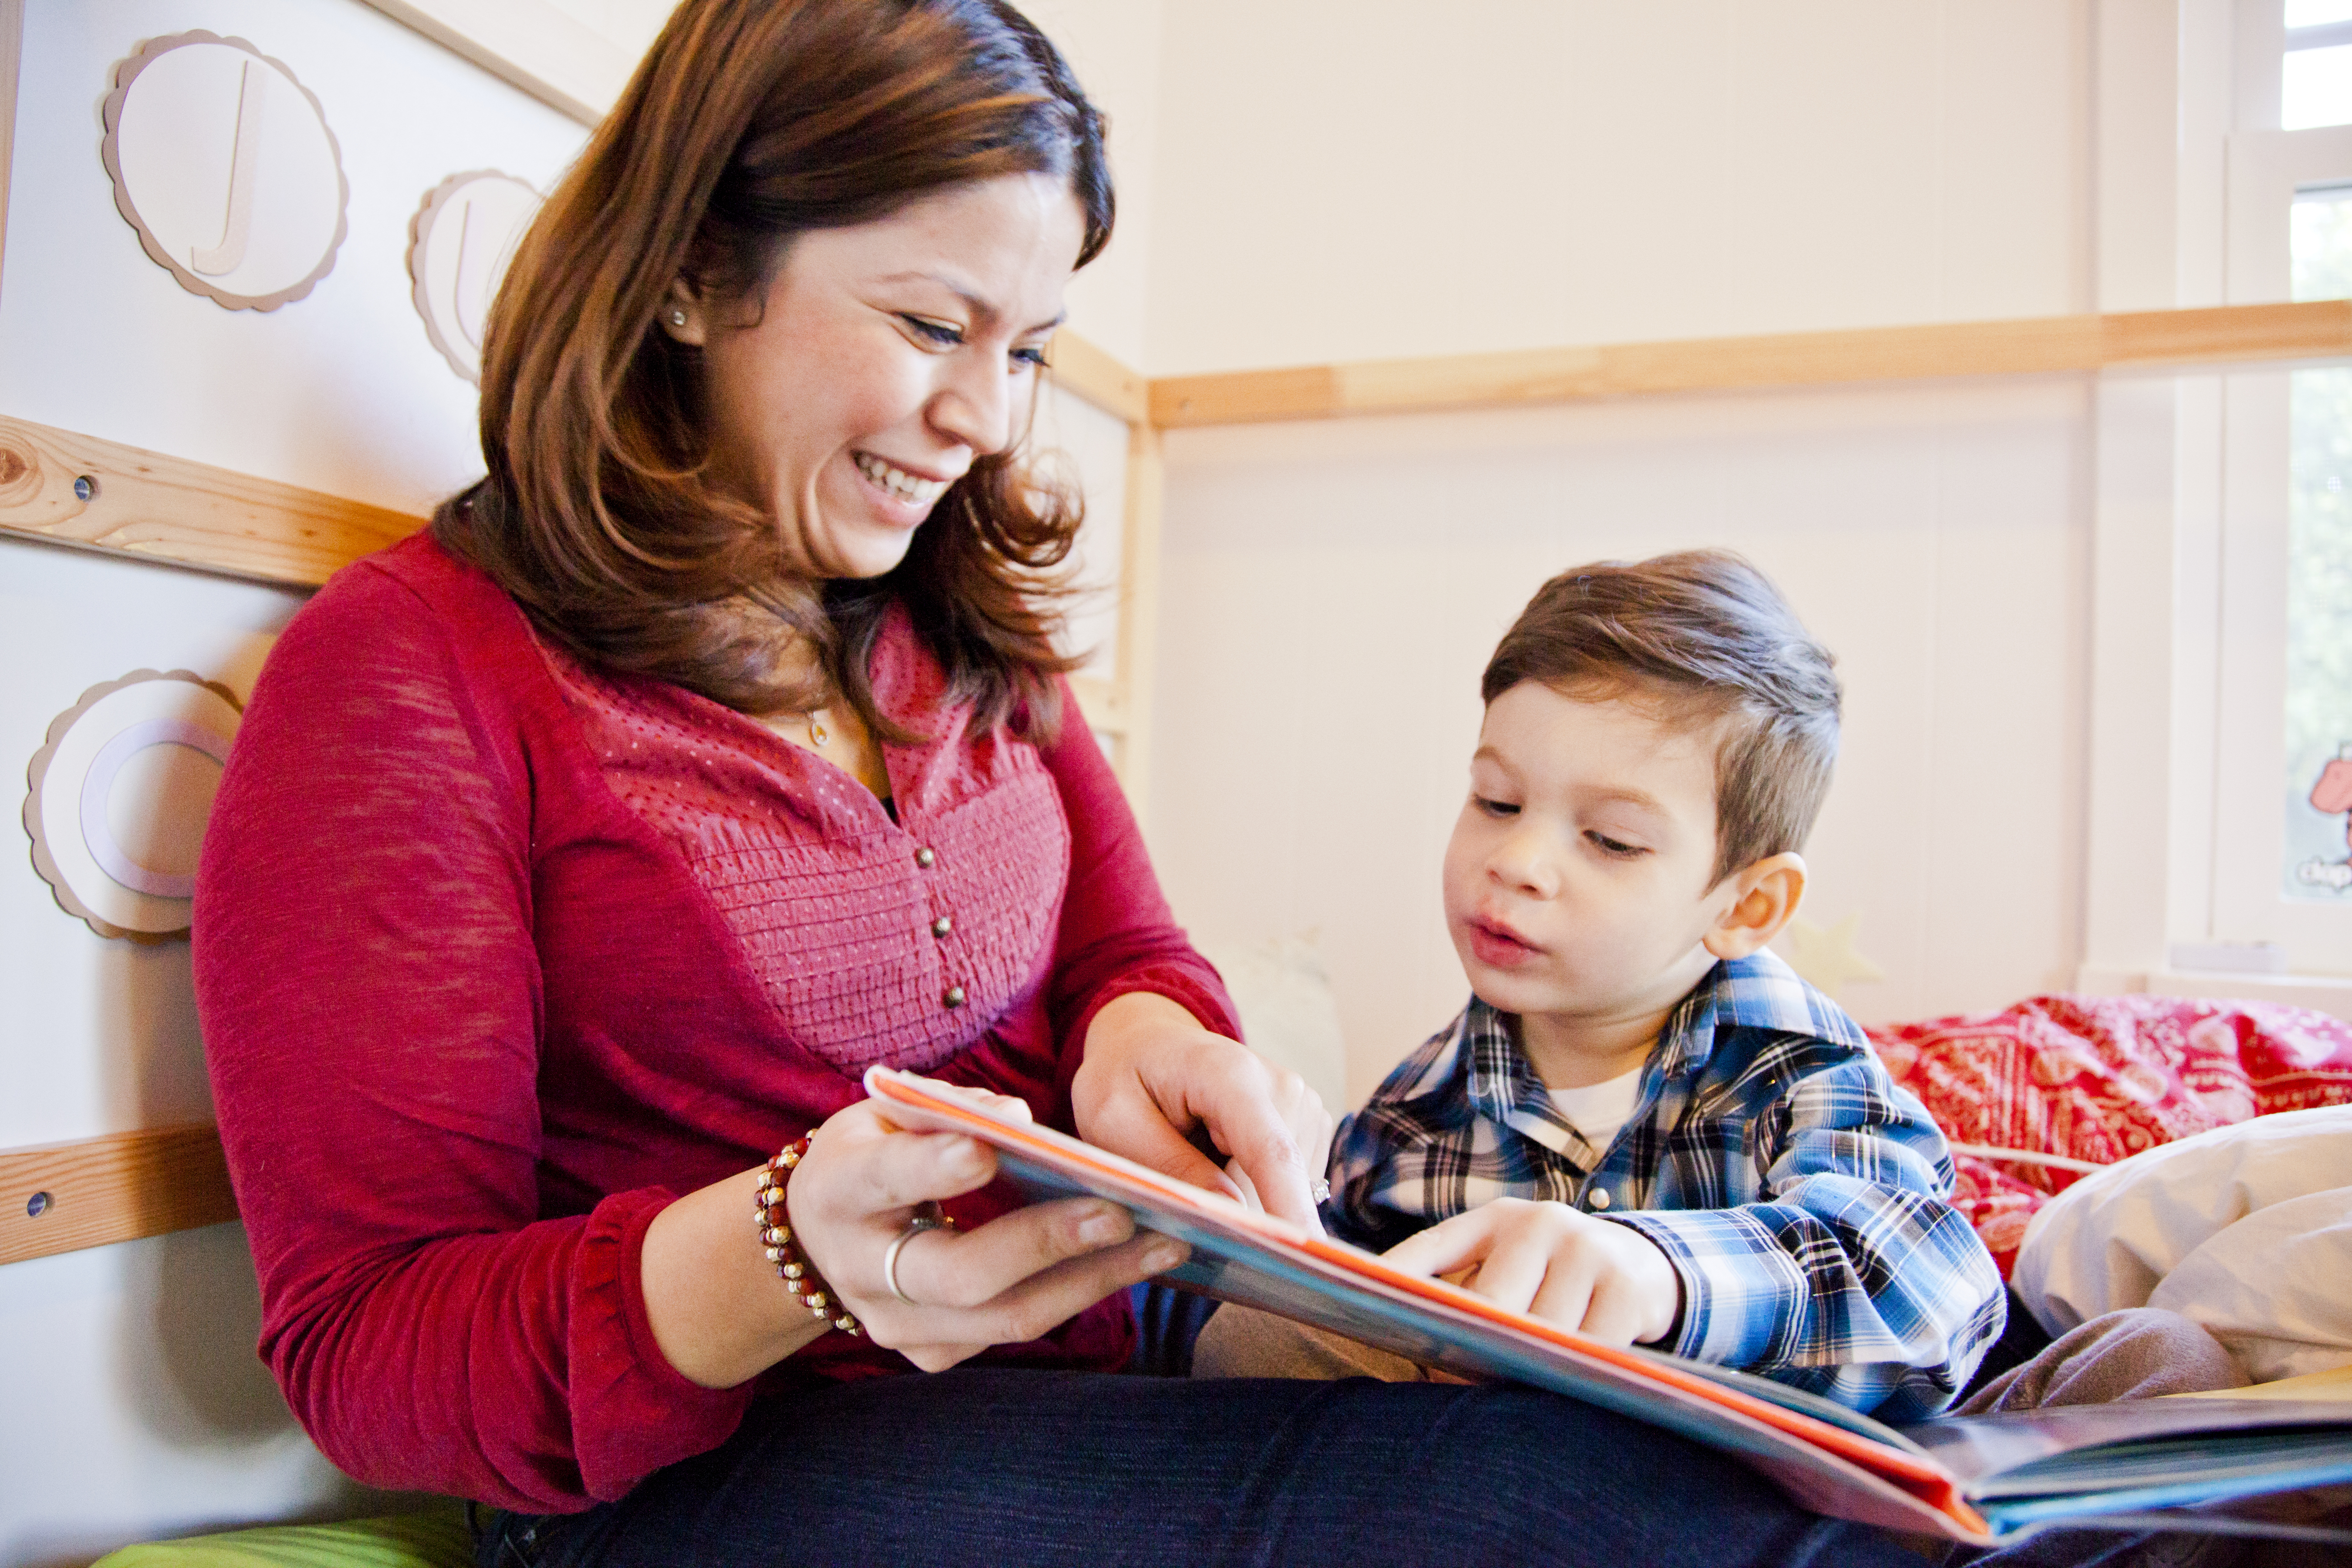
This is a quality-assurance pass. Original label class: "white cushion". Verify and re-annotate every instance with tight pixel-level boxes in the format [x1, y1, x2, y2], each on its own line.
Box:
[2010, 1105, 2352, 1381]
[1193, 934, 1350, 1119]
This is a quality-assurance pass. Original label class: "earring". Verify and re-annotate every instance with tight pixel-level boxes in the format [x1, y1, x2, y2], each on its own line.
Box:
[668, 308, 688, 327]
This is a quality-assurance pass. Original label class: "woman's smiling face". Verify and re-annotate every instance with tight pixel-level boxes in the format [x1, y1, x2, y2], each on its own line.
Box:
[685, 172, 1086, 581]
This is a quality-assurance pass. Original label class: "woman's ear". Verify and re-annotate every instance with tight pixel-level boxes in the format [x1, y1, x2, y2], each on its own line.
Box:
[660, 278, 708, 347]
[1702, 852, 1807, 960]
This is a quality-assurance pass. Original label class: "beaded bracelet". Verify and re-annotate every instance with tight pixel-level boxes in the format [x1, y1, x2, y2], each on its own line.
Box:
[756, 1136, 862, 1337]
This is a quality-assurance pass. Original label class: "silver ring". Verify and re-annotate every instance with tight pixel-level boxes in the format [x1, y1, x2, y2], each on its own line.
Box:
[883, 1212, 955, 1307]
[1311, 1178, 1331, 1205]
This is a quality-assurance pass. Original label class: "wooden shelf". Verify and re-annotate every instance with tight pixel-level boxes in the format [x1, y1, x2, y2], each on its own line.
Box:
[0, 1124, 240, 1266]
[0, 415, 421, 588]
[1148, 301, 2352, 427]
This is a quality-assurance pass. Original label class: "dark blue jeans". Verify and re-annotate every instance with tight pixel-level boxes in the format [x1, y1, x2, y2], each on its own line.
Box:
[472, 1367, 1921, 1568]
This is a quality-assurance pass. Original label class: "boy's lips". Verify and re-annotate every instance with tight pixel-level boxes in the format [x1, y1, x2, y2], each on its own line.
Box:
[1464, 915, 1541, 969]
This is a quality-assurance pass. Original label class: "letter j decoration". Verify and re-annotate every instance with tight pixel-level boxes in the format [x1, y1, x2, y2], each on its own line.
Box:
[101, 32, 348, 312]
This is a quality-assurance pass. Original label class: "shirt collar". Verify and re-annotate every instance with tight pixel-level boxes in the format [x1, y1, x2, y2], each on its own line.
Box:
[1458, 998, 1595, 1159]
[1657, 949, 1867, 1080]
[1460, 949, 1862, 1119]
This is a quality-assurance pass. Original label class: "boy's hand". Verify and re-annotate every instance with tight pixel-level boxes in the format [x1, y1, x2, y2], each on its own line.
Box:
[1383, 1198, 1681, 1347]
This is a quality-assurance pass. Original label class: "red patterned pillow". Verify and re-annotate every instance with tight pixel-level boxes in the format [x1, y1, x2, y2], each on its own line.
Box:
[1866, 995, 2352, 1277]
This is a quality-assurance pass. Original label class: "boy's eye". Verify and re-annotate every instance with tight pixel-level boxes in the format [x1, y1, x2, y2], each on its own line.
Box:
[1473, 795, 1520, 818]
[901, 314, 963, 347]
[1586, 831, 1647, 858]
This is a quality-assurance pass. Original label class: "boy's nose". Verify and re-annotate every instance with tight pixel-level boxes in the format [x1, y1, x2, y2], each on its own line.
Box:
[1489, 835, 1558, 898]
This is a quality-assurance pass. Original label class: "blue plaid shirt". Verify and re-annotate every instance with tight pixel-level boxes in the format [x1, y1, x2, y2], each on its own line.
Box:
[1327, 951, 2004, 1419]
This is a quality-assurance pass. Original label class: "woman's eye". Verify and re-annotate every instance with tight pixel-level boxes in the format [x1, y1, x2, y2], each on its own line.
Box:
[1011, 343, 1050, 372]
[1473, 795, 1520, 818]
[901, 314, 963, 347]
[1587, 832, 1646, 858]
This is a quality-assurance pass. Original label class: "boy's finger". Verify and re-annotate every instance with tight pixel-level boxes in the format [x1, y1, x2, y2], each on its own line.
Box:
[1573, 1274, 1651, 1348]
[1463, 1230, 1554, 1316]
[1527, 1250, 1605, 1335]
[1381, 1210, 1498, 1278]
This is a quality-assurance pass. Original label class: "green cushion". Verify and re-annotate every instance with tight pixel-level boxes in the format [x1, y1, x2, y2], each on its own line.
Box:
[90, 1502, 471, 1568]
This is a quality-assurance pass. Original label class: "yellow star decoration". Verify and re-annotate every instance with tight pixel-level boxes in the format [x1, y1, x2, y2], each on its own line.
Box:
[1782, 914, 1885, 1000]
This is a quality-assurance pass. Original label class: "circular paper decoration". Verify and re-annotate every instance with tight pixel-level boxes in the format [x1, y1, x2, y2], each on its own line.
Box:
[408, 171, 544, 383]
[101, 31, 349, 312]
[23, 671, 244, 942]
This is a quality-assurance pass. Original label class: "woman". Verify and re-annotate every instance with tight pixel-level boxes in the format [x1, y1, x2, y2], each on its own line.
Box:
[193, 3, 1919, 1563]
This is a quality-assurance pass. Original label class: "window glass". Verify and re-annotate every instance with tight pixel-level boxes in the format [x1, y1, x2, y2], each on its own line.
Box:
[2289, 0, 2352, 25]
[2285, 44, 2352, 129]
[2284, 189, 2352, 899]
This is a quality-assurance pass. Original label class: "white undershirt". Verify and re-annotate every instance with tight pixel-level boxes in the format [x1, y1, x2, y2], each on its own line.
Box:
[1545, 1064, 1646, 1154]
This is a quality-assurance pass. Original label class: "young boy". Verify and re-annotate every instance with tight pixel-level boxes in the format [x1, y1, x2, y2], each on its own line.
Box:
[1199, 550, 2003, 1420]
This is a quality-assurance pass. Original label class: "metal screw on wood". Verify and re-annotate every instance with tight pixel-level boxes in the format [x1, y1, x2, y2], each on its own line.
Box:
[73, 475, 96, 501]
[26, 1191, 53, 1218]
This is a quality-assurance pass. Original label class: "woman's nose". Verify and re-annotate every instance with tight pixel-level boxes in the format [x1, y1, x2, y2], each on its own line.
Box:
[929, 355, 1016, 456]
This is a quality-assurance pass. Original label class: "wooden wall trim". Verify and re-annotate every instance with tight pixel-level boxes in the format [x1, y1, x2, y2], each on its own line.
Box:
[0, 1125, 240, 1266]
[0, 416, 422, 588]
[1049, 331, 1152, 426]
[1147, 301, 2352, 427]
[357, 0, 629, 126]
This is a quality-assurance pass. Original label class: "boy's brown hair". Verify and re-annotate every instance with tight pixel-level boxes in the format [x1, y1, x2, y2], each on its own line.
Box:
[1482, 550, 1840, 885]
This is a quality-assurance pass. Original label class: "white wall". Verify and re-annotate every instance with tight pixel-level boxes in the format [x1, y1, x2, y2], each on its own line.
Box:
[1133, 0, 2104, 1098]
[1141, 0, 2089, 375]
[0, 2, 585, 1560]
[1020, 0, 1163, 369]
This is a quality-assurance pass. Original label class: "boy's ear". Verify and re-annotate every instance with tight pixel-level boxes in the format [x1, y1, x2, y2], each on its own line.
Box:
[1702, 852, 1807, 960]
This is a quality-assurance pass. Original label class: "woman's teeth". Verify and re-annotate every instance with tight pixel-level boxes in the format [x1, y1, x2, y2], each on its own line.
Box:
[855, 453, 949, 507]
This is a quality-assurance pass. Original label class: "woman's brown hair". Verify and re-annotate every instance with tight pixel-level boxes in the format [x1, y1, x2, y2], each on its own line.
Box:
[433, 0, 1112, 739]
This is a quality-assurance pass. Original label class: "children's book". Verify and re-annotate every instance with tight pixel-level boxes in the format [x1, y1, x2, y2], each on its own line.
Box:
[865, 1067, 2352, 1548]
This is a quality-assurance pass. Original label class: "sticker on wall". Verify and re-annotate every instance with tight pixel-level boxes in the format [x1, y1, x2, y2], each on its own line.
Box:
[23, 671, 243, 943]
[2298, 743, 2352, 892]
[407, 171, 544, 383]
[101, 31, 349, 312]
[1782, 913, 1885, 1000]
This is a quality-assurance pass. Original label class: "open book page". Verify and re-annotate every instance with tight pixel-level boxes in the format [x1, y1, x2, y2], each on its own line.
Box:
[862, 1067, 1990, 1543]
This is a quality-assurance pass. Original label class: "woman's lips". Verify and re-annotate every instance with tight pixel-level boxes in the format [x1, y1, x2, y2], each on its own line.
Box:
[1465, 917, 1541, 970]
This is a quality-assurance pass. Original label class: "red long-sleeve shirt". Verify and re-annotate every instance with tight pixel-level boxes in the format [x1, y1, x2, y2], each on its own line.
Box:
[193, 534, 1237, 1512]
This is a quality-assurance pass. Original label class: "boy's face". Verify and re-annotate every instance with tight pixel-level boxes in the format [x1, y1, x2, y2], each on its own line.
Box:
[1443, 681, 1747, 1047]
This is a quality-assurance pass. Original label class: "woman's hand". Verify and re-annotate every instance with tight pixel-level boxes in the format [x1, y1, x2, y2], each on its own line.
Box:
[641, 1080, 1186, 1386]
[1070, 991, 1335, 1231]
[1382, 1198, 1682, 1347]
[788, 1082, 1187, 1372]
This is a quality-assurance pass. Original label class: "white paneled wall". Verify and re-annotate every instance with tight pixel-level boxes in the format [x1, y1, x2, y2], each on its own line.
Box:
[0, 3, 586, 1558]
